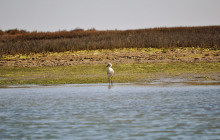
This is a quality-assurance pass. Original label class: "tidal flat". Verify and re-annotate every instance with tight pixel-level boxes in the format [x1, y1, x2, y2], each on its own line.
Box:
[0, 62, 220, 86]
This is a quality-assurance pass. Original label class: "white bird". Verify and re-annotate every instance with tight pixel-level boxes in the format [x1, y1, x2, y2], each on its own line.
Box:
[106, 63, 114, 84]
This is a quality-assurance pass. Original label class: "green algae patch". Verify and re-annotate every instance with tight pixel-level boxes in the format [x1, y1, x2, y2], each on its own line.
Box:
[0, 62, 220, 85]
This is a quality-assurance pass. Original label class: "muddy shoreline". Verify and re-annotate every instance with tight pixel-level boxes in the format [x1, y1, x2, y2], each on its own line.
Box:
[1, 79, 220, 88]
[1, 48, 220, 67]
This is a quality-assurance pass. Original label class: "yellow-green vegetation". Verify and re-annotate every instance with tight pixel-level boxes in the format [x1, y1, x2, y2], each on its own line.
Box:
[0, 62, 219, 85]
[0, 47, 217, 59]
[1, 47, 219, 64]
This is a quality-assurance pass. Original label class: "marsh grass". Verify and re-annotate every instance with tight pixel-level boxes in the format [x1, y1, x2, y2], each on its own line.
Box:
[0, 26, 219, 55]
[0, 63, 219, 85]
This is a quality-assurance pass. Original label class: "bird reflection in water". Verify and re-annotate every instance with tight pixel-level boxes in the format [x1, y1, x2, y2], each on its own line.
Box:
[108, 84, 114, 89]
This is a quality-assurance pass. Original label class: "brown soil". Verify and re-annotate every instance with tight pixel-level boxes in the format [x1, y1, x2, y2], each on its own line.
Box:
[0, 49, 220, 67]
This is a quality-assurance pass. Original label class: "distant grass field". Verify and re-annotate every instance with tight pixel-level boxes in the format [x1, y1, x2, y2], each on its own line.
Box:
[0, 62, 219, 85]
[0, 26, 219, 55]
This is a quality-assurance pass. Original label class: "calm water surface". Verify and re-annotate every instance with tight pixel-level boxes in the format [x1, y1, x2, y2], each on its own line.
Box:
[0, 84, 220, 139]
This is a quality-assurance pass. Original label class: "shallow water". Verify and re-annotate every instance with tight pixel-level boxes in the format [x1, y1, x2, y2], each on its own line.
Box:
[0, 84, 220, 139]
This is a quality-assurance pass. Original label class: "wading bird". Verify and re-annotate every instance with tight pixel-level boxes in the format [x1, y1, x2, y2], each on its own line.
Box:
[107, 63, 114, 84]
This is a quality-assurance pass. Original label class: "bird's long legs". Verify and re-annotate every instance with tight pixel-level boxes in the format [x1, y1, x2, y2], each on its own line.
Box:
[108, 77, 113, 85]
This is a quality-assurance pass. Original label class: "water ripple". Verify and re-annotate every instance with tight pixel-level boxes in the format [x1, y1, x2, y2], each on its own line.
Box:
[0, 84, 220, 139]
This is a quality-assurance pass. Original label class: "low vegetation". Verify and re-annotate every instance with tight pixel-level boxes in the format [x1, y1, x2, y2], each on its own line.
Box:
[0, 47, 219, 67]
[0, 63, 219, 85]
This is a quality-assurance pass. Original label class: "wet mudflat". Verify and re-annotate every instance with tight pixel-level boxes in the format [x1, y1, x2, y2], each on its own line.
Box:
[0, 83, 220, 139]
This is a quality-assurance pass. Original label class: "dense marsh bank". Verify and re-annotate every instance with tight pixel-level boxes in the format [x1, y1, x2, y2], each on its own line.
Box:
[0, 26, 219, 55]
[1, 26, 219, 85]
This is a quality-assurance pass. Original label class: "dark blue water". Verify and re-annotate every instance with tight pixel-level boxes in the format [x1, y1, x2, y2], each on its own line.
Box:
[0, 84, 220, 139]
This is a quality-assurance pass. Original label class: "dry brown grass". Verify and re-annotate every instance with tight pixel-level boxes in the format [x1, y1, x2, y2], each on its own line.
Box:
[0, 26, 219, 55]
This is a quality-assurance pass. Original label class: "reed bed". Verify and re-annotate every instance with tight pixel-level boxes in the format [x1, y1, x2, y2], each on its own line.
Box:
[0, 26, 219, 55]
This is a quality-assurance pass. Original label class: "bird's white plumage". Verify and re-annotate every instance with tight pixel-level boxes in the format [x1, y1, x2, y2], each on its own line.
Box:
[107, 63, 114, 84]
[107, 67, 114, 78]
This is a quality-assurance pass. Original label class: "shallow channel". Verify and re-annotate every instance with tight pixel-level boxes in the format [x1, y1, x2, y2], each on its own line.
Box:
[0, 83, 220, 139]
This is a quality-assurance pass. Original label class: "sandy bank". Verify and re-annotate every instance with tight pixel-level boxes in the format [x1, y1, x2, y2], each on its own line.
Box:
[0, 48, 219, 67]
